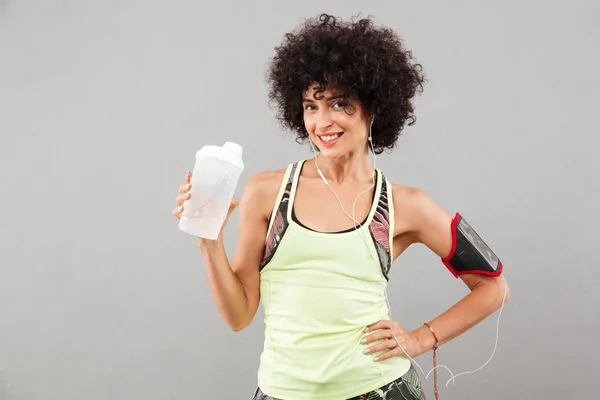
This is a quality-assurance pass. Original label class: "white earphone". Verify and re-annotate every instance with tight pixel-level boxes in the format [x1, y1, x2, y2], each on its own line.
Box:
[310, 115, 508, 392]
[311, 117, 379, 261]
[317, 168, 328, 186]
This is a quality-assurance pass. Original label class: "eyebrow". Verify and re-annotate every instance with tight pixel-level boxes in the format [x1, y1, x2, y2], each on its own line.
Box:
[302, 94, 345, 103]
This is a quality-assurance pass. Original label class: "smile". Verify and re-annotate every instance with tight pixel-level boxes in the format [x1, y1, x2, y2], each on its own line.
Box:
[317, 132, 344, 145]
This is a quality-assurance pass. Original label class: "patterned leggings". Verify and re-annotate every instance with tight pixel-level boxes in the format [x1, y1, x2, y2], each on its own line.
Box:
[251, 365, 426, 400]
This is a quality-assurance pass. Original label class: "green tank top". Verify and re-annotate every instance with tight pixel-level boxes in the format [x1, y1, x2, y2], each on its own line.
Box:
[257, 160, 411, 400]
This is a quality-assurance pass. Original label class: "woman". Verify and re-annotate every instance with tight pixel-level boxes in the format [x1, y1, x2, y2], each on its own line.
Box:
[173, 14, 508, 400]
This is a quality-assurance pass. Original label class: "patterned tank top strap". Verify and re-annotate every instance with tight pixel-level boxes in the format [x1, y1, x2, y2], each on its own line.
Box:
[368, 170, 394, 279]
[260, 161, 302, 270]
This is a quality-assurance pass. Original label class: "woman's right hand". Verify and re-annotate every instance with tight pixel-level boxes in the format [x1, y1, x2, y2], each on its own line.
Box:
[172, 172, 240, 238]
[172, 170, 274, 331]
[172, 172, 192, 220]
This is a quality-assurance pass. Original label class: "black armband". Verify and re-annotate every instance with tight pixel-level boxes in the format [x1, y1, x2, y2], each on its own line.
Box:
[441, 213, 503, 278]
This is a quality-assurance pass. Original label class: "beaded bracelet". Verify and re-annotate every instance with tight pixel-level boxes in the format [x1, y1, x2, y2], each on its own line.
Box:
[423, 322, 440, 400]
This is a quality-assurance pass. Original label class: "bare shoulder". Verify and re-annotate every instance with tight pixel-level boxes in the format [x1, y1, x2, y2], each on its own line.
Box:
[240, 167, 288, 218]
[391, 183, 453, 256]
[390, 184, 426, 236]
[232, 165, 289, 272]
[244, 167, 287, 198]
[391, 184, 446, 223]
[248, 167, 287, 185]
[391, 184, 433, 211]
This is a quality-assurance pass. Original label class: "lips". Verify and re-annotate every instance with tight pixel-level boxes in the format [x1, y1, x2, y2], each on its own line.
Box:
[317, 132, 344, 146]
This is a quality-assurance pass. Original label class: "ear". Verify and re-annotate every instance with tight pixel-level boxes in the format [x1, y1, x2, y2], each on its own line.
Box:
[367, 115, 375, 135]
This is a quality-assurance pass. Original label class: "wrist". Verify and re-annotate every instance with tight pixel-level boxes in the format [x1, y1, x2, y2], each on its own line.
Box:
[198, 235, 224, 252]
[413, 324, 439, 356]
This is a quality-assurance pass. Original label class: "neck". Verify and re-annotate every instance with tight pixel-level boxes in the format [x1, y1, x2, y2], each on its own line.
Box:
[313, 148, 374, 185]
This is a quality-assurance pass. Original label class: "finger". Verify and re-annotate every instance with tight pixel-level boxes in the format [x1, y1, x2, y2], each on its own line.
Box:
[373, 347, 405, 362]
[365, 320, 384, 332]
[369, 320, 405, 335]
[364, 338, 398, 355]
[176, 193, 191, 207]
[361, 330, 391, 345]
[185, 171, 192, 184]
[366, 320, 397, 333]
[179, 183, 192, 194]
[172, 205, 183, 218]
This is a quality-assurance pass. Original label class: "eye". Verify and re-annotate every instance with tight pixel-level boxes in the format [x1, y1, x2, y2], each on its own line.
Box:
[332, 101, 346, 109]
[304, 104, 316, 111]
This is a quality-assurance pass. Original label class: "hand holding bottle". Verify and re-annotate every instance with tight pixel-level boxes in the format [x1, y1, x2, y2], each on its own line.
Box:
[173, 171, 239, 241]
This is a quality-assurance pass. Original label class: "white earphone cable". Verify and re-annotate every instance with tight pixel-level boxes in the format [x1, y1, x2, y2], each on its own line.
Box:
[311, 119, 507, 390]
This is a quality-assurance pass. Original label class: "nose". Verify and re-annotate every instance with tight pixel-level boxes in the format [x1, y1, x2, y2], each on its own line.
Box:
[315, 109, 333, 131]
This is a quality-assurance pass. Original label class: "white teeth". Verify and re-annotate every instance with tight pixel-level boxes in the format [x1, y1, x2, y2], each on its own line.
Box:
[320, 133, 341, 142]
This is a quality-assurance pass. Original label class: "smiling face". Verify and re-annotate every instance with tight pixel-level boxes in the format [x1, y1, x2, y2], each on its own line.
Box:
[302, 83, 371, 159]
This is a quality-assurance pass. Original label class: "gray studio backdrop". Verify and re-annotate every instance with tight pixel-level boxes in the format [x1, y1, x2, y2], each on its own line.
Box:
[1, 1, 598, 399]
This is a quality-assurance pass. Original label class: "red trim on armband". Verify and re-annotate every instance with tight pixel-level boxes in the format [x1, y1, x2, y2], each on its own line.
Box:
[441, 213, 504, 278]
[441, 213, 461, 278]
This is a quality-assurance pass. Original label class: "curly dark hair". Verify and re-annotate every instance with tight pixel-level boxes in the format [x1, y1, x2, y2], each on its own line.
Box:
[267, 13, 426, 154]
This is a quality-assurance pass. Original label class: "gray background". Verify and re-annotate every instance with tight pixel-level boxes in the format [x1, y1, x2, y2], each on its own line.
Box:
[1, 0, 598, 399]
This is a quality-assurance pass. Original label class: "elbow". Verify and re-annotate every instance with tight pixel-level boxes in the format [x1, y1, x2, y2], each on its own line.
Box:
[224, 303, 258, 332]
[494, 275, 510, 308]
[230, 324, 247, 332]
[473, 274, 510, 311]
[227, 318, 251, 332]
[464, 272, 510, 308]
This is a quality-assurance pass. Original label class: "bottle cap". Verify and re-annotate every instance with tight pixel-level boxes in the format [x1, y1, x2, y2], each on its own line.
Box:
[223, 142, 243, 157]
[196, 141, 244, 171]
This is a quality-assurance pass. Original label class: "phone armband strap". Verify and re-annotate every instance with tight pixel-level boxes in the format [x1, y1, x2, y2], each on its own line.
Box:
[442, 213, 503, 278]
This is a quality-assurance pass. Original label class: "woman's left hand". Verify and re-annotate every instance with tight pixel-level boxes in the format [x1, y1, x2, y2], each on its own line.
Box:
[362, 319, 420, 361]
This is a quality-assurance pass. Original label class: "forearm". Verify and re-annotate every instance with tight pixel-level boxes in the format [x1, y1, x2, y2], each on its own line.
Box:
[199, 238, 252, 331]
[412, 277, 508, 356]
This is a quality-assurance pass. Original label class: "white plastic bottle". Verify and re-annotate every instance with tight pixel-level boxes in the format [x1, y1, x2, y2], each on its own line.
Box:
[178, 141, 244, 240]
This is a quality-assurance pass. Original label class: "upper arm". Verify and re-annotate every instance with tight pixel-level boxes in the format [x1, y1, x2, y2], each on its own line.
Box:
[393, 186, 497, 289]
[404, 187, 454, 258]
[229, 171, 281, 311]
[392, 185, 453, 259]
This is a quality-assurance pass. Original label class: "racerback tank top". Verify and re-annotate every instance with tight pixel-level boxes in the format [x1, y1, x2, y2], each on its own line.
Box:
[257, 160, 411, 400]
